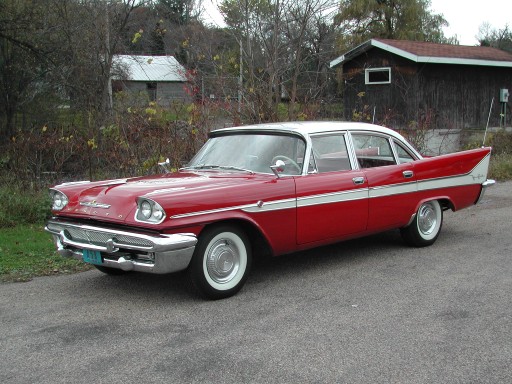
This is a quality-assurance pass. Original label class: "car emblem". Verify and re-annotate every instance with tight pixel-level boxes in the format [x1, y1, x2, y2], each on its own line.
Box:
[79, 200, 111, 209]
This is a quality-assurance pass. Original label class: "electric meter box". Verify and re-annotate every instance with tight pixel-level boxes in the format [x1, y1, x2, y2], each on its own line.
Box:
[500, 88, 509, 103]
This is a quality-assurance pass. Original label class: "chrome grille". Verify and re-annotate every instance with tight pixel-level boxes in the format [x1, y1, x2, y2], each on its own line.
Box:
[47, 222, 153, 249]
[115, 235, 153, 247]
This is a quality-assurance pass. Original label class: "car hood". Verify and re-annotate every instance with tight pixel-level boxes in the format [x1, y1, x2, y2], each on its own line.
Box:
[53, 171, 292, 226]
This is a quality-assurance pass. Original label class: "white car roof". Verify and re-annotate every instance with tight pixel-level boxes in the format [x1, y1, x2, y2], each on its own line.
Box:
[213, 121, 417, 152]
[215, 121, 396, 137]
[211, 121, 422, 159]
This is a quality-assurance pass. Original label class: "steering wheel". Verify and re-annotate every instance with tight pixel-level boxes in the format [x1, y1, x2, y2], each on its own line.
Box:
[271, 155, 302, 174]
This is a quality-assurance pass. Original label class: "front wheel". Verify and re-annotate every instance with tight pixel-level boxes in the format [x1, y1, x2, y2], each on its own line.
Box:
[400, 200, 443, 247]
[188, 225, 252, 299]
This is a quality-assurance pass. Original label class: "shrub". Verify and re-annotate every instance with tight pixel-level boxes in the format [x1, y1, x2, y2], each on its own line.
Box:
[0, 187, 51, 228]
[473, 129, 512, 180]
[0, 101, 212, 188]
[485, 130, 512, 155]
[489, 153, 512, 180]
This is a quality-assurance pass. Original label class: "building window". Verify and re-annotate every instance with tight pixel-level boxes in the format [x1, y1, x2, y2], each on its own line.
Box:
[365, 67, 391, 85]
[146, 82, 157, 101]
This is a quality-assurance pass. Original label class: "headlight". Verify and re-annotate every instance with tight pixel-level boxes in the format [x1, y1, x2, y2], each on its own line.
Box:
[136, 198, 166, 224]
[141, 201, 152, 219]
[49, 189, 69, 211]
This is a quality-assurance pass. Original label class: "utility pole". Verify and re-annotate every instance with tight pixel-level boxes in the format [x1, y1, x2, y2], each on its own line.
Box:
[238, 40, 242, 114]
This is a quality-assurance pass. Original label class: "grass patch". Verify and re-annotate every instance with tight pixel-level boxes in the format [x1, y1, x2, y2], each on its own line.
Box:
[0, 224, 91, 282]
[490, 153, 512, 181]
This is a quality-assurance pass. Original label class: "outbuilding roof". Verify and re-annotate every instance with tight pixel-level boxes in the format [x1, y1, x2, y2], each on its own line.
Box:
[330, 39, 512, 68]
[114, 55, 188, 82]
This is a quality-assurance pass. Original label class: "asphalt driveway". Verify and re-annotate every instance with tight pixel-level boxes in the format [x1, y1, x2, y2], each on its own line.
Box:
[1, 182, 511, 384]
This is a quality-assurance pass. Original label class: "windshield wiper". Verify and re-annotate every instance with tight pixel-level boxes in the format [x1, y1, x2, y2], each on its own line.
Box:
[217, 165, 255, 174]
[180, 164, 220, 171]
[180, 164, 254, 174]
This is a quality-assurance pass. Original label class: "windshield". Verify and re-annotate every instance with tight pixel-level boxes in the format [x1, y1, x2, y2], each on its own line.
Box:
[185, 133, 306, 175]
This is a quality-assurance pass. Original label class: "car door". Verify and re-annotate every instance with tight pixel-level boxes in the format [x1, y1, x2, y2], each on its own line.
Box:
[295, 132, 368, 245]
[350, 132, 418, 232]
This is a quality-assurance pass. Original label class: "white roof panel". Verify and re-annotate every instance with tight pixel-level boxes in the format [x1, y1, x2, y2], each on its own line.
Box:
[114, 55, 187, 82]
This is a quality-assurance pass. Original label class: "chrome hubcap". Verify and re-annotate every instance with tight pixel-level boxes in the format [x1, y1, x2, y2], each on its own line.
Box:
[418, 203, 437, 235]
[206, 239, 240, 284]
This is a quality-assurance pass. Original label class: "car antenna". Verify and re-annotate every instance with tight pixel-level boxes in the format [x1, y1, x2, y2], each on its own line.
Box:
[483, 97, 494, 147]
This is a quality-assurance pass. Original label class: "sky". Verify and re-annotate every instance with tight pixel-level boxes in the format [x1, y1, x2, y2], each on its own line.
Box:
[429, 0, 511, 45]
[203, 0, 511, 47]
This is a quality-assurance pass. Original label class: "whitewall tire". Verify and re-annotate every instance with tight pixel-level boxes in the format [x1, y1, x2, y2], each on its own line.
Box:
[189, 225, 252, 299]
[401, 200, 443, 247]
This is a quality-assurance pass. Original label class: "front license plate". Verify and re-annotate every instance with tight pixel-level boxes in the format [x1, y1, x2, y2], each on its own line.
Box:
[82, 249, 103, 265]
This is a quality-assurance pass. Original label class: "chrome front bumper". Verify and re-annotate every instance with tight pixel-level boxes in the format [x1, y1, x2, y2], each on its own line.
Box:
[476, 179, 496, 204]
[45, 219, 197, 274]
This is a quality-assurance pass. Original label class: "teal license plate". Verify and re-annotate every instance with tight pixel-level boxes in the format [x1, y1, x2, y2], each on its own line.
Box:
[82, 249, 103, 265]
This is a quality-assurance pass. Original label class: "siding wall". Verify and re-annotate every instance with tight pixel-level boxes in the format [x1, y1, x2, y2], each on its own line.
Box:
[341, 47, 512, 129]
[116, 81, 190, 106]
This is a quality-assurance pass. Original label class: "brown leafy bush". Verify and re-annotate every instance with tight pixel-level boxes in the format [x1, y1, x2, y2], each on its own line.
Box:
[0, 102, 211, 189]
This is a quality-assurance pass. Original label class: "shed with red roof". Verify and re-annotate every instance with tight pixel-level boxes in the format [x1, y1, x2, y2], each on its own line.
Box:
[330, 39, 512, 130]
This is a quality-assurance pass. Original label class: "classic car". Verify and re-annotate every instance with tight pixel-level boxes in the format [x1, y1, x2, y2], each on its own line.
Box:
[46, 122, 494, 299]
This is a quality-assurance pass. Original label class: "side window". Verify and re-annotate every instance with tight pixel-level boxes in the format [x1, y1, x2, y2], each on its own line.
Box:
[394, 141, 416, 163]
[352, 134, 397, 168]
[309, 134, 351, 173]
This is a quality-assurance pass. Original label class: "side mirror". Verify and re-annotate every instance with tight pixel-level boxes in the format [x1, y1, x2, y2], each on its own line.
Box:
[270, 159, 286, 178]
[158, 158, 171, 173]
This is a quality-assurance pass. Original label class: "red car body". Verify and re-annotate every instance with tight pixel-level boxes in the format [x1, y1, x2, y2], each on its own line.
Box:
[46, 122, 494, 299]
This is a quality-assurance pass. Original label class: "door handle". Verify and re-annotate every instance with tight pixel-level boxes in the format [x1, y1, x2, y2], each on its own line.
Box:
[403, 170, 414, 178]
[352, 176, 365, 185]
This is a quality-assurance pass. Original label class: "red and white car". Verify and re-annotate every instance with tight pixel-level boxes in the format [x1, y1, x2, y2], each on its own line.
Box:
[46, 122, 494, 299]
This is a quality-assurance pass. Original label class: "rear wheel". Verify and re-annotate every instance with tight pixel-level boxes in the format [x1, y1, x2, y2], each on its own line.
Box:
[189, 225, 252, 300]
[400, 200, 443, 247]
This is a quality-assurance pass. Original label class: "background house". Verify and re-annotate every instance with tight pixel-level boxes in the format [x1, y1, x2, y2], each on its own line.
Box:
[330, 39, 512, 133]
[113, 55, 190, 106]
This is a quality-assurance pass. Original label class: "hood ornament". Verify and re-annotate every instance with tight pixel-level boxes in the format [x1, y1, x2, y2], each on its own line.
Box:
[79, 200, 111, 209]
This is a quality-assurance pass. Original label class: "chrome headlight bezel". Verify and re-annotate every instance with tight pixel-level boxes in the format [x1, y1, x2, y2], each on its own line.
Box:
[135, 197, 166, 224]
[49, 189, 69, 211]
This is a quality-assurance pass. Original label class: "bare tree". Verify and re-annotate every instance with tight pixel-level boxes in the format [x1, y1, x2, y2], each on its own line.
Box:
[477, 22, 512, 53]
[219, 0, 338, 123]
[0, 0, 56, 140]
[0, 0, 152, 142]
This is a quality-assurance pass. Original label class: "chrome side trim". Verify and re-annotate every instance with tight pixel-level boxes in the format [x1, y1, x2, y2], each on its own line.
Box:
[171, 203, 258, 219]
[297, 188, 368, 208]
[172, 198, 297, 219]
[242, 198, 296, 213]
[369, 181, 417, 198]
